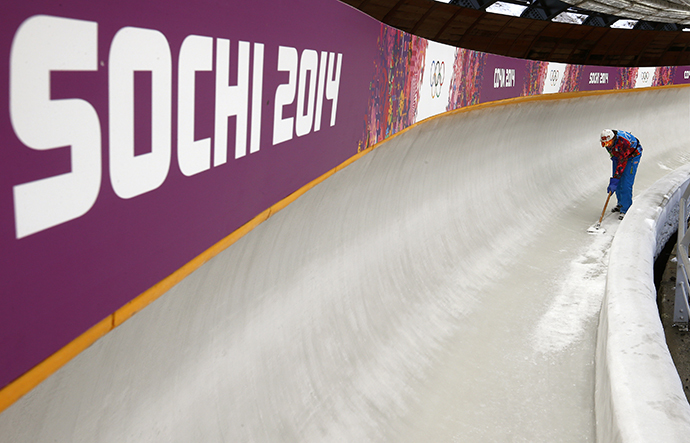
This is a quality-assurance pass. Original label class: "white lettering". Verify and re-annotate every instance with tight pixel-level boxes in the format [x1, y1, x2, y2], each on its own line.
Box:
[214, 39, 249, 163]
[178, 35, 212, 176]
[273, 46, 298, 145]
[250, 43, 264, 154]
[9, 15, 343, 236]
[494, 68, 503, 88]
[273, 48, 341, 144]
[589, 72, 610, 84]
[325, 52, 342, 127]
[314, 51, 328, 132]
[295, 49, 318, 137]
[10, 16, 101, 238]
[505, 69, 515, 87]
[493, 68, 515, 89]
[109, 27, 172, 199]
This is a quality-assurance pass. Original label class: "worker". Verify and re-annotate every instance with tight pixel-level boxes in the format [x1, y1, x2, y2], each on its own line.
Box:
[600, 129, 642, 220]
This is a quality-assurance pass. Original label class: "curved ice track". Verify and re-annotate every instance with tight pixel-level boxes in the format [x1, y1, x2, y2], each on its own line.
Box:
[2, 87, 690, 442]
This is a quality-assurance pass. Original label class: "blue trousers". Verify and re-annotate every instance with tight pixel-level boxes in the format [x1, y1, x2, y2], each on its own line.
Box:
[614, 155, 641, 213]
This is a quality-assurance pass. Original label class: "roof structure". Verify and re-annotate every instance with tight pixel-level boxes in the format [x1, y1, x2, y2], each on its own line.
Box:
[340, 0, 690, 66]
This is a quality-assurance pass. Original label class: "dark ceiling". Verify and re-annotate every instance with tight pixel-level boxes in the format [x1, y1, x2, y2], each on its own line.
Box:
[340, 0, 690, 66]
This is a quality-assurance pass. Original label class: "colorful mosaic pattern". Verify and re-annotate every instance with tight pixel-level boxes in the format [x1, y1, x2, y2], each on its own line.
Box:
[617, 67, 639, 89]
[559, 64, 584, 93]
[359, 25, 428, 152]
[523, 60, 549, 97]
[448, 48, 486, 110]
[653, 66, 675, 87]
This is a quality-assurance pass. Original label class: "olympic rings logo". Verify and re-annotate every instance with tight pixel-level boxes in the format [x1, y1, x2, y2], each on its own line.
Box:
[548, 69, 560, 87]
[640, 71, 650, 82]
[430, 60, 445, 98]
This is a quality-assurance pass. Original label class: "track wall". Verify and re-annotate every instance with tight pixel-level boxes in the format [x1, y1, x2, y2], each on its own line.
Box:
[4, 0, 690, 409]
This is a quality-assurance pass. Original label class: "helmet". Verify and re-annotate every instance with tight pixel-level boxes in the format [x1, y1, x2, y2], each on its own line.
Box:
[600, 129, 615, 148]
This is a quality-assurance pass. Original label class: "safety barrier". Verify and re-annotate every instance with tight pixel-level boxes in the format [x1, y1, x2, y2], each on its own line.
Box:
[596, 163, 690, 443]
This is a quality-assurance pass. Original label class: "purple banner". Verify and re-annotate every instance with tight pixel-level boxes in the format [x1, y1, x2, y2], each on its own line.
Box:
[579, 66, 621, 91]
[0, 0, 379, 390]
[480, 55, 527, 103]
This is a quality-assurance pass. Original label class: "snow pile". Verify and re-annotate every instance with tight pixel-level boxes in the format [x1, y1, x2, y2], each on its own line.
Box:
[596, 163, 690, 443]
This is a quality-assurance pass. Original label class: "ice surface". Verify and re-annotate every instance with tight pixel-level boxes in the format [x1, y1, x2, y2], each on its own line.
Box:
[2, 87, 690, 442]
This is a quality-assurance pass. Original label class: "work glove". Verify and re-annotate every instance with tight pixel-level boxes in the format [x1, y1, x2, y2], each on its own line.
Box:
[607, 177, 619, 194]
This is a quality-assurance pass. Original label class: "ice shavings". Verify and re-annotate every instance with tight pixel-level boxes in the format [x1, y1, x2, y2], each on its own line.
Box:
[532, 226, 616, 354]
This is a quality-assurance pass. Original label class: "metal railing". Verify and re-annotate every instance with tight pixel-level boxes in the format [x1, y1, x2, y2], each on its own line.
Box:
[675, 184, 690, 331]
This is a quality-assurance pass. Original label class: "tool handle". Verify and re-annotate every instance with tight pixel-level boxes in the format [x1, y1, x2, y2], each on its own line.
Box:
[598, 192, 613, 224]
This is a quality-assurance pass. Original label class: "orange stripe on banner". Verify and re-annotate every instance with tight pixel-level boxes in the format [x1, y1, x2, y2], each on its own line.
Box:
[1, 83, 688, 414]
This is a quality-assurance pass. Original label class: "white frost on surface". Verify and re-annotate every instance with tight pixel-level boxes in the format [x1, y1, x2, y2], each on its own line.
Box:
[532, 221, 616, 354]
